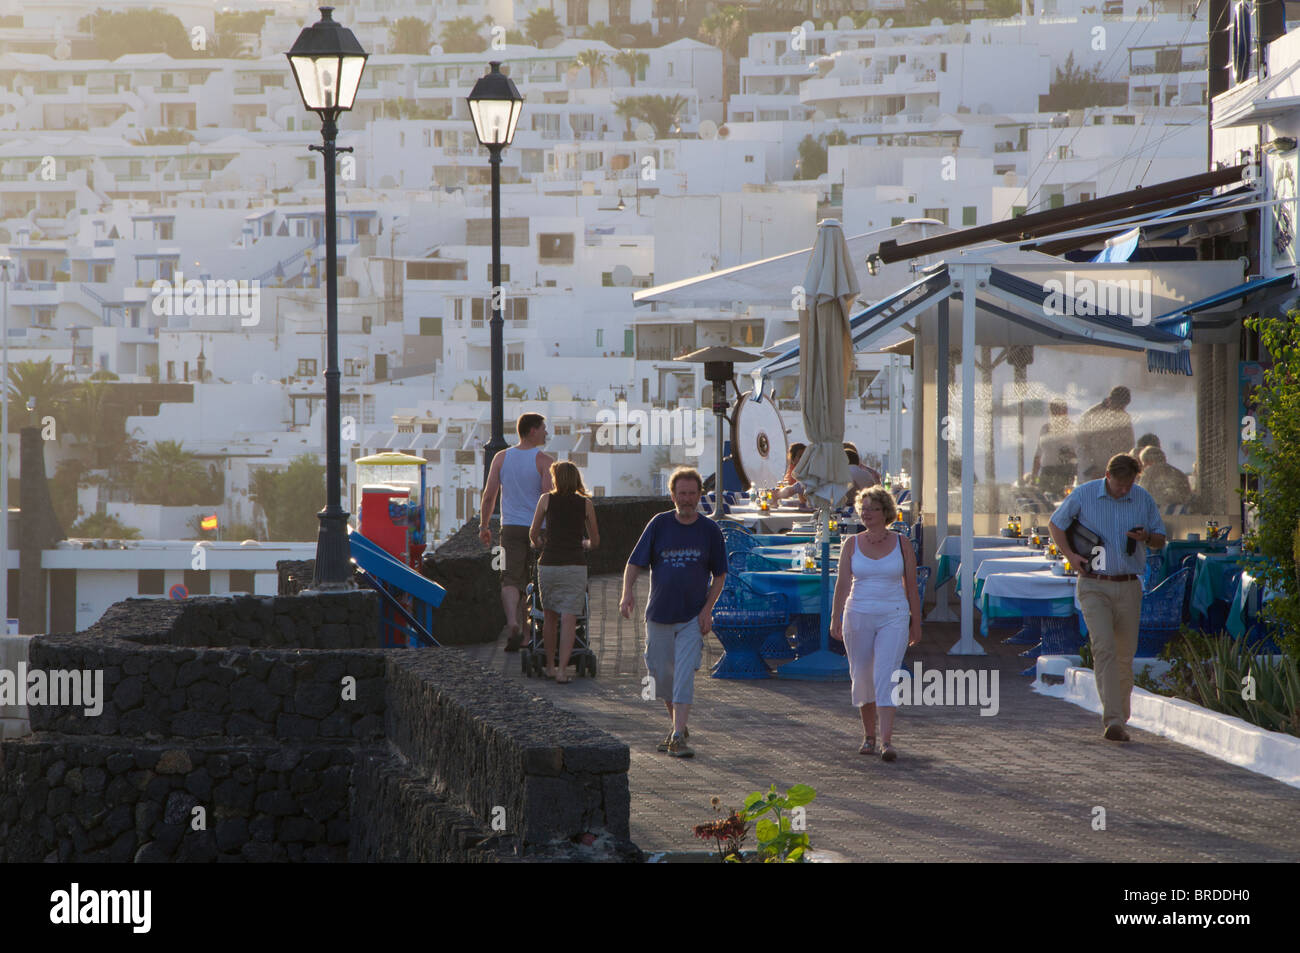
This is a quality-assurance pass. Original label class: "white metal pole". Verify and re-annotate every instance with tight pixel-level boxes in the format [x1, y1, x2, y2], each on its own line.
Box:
[952, 260, 986, 655]
[1, 258, 9, 634]
[927, 296, 956, 622]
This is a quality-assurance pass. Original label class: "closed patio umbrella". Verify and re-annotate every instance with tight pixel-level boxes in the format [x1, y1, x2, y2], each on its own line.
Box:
[780, 219, 856, 681]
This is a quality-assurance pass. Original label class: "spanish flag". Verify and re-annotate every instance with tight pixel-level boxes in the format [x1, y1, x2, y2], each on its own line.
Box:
[200, 514, 218, 531]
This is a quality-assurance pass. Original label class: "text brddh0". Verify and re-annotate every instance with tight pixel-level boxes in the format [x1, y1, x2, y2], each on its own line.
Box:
[595, 401, 707, 457]
[150, 271, 260, 326]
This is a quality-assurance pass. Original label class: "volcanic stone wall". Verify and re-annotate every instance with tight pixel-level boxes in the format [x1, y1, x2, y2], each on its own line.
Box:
[0, 592, 636, 863]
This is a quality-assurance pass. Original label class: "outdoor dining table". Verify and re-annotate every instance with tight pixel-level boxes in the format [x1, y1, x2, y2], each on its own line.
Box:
[1225, 570, 1278, 642]
[1189, 551, 1266, 626]
[958, 554, 1054, 601]
[934, 538, 1035, 588]
[740, 568, 842, 659]
[729, 506, 814, 535]
[977, 570, 1080, 637]
[1161, 538, 1227, 580]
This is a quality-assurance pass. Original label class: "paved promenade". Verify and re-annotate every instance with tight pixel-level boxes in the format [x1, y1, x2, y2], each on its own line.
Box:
[460, 575, 1300, 862]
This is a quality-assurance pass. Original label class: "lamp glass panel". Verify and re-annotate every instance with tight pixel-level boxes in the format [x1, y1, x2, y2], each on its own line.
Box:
[337, 55, 366, 109]
[470, 99, 515, 145]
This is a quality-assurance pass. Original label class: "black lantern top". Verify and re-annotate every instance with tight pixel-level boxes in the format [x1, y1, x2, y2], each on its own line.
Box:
[466, 62, 524, 148]
[287, 6, 369, 117]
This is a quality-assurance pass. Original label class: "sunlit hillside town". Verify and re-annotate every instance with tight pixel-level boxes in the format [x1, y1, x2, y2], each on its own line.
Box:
[0, 0, 1285, 626]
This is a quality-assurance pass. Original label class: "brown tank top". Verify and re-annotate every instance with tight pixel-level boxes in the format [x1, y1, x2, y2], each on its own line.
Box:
[539, 492, 587, 566]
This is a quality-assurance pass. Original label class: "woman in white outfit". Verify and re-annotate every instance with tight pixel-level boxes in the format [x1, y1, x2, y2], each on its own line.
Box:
[830, 485, 923, 761]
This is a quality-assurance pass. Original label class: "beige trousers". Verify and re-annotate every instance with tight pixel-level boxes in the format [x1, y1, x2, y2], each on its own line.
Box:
[1076, 576, 1143, 728]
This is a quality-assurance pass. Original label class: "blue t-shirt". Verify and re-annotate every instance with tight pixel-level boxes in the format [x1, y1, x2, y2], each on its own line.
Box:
[628, 511, 727, 624]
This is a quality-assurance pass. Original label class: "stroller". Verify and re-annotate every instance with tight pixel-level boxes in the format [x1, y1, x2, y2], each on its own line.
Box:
[520, 558, 597, 678]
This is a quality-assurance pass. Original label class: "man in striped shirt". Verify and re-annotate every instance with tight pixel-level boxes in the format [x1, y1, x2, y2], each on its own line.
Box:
[1049, 453, 1167, 743]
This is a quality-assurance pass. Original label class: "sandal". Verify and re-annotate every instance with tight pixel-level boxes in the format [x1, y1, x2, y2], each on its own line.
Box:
[859, 737, 876, 755]
[554, 673, 572, 684]
[880, 744, 898, 763]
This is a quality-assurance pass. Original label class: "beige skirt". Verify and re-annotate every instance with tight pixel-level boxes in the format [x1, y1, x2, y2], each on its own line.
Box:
[539, 564, 587, 615]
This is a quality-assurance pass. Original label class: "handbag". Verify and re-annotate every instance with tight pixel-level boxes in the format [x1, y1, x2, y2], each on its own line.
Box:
[1065, 517, 1102, 563]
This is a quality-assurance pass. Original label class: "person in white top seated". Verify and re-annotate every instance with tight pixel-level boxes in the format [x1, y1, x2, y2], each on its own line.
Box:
[772, 442, 808, 504]
[830, 484, 923, 762]
[841, 442, 881, 509]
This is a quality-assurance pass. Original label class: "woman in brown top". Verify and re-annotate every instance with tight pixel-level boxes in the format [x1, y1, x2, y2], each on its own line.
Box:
[529, 461, 600, 682]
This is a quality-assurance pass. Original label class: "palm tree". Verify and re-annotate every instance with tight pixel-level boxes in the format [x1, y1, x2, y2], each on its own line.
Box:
[614, 94, 688, 140]
[440, 16, 487, 53]
[699, 5, 747, 111]
[389, 16, 432, 54]
[614, 49, 649, 87]
[135, 440, 209, 506]
[583, 21, 622, 45]
[64, 381, 128, 468]
[5, 357, 75, 430]
[525, 8, 563, 47]
[574, 49, 608, 88]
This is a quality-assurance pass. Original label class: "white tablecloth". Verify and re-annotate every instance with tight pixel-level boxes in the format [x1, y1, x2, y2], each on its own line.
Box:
[936, 535, 1033, 557]
[981, 571, 1078, 601]
[974, 555, 1053, 586]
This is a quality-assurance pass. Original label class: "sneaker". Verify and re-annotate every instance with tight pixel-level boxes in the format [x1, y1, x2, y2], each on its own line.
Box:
[665, 732, 694, 758]
[656, 727, 688, 752]
[1103, 724, 1131, 742]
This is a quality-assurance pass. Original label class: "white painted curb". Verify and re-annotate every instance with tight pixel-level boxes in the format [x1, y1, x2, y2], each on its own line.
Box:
[1034, 660, 1300, 789]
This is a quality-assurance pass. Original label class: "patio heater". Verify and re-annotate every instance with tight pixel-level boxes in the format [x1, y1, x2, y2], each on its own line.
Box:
[286, 6, 368, 589]
[676, 345, 761, 505]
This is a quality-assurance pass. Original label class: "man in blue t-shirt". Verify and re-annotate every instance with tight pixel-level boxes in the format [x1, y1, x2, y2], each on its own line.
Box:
[620, 467, 727, 758]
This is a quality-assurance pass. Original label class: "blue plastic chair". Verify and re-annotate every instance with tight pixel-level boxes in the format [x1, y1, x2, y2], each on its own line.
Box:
[721, 524, 758, 554]
[711, 581, 790, 679]
[1142, 551, 1164, 590]
[915, 565, 931, 605]
[1137, 567, 1191, 656]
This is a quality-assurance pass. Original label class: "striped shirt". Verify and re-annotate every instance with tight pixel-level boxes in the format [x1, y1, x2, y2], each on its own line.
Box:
[1050, 479, 1166, 576]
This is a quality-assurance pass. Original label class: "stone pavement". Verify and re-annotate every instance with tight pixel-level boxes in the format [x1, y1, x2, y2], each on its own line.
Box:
[460, 575, 1300, 861]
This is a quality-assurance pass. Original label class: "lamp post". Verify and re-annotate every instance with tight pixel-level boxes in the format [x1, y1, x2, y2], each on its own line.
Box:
[466, 61, 523, 489]
[1, 255, 10, 633]
[286, 6, 368, 590]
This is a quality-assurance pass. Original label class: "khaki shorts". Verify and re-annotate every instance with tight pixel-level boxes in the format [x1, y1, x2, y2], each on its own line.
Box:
[539, 564, 587, 616]
[500, 524, 533, 590]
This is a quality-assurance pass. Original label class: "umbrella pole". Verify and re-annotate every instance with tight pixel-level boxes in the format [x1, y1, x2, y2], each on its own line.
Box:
[950, 263, 986, 656]
[778, 506, 849, 681]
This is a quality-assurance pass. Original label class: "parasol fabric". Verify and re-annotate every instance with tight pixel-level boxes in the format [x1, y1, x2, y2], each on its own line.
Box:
[794, 219, 856, 508]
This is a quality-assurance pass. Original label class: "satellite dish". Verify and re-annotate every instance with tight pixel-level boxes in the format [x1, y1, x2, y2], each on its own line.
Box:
[239, 539, 261, 547]
[550, 384, 573, 401]
[717, 124, 729, 138]
[698, 119, 718, 140]
[867, 17, 880, 29]
[801, 20, 815, 34]
[1003, 171, 1017, 187]
[884, 18, 894, 28]
[1169, 94, 1181, 107]
[635, 122, 654, 141]
[451, 382, 479, 401]
[610, 264, 634, 286]
[429, 44, 443, 55]
[930, 17, 944, 26]
[837, 15, 854, 30]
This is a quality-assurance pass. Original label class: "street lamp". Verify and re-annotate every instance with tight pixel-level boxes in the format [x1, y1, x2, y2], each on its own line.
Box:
[466, 61, 523, 489]
[286, 6, 368, 590]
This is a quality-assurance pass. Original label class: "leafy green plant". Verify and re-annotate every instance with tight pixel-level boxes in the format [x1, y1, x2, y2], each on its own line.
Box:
[1078, 638, 1093, 669]
[69, 513, 141, 539]
[1243, 311, 1300, 657]
[694, 784, 816, 862]
[1159, 629, 1300, 737]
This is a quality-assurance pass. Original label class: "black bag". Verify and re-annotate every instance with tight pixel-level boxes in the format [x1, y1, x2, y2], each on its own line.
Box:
[1065, 517, 1102, 561]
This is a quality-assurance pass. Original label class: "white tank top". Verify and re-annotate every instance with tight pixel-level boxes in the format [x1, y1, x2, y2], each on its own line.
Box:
[500, 446, 543, 526]
[845, 533, 909, 613]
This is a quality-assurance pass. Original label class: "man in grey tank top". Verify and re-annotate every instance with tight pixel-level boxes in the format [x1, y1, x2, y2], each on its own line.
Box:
[479, 413, 554, 650]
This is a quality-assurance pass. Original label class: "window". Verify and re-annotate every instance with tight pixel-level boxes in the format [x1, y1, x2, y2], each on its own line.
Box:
[167, 361, 175, 381]
[602, 272, 613, 287]
[297, 358, 317, 376]
[420, 317, 442, 336]
[471, 298, 485, 325]
[1048, 194, 1065, 210]
[891, 216, 905, 226]
[744, 154, 754, 163]
[137, 570, 164, 594]
[963, 206, 977, 226]
[538, 233, 575, 264]
[1114, 115, 1135, 125]
[454, 450, 476, 466]
[27, 259, 46, 280]
[229, 570, 255, 593]
[420, 423, 438, 433]
[158, 221, 173, 241]
[507, 297, 528, 322]
[507, 351, 524, 370]
[183, 569, 211, 595]
[485, 263, 511, 282]
[596, 329, 604, 347]
[923, 208, 949, 225]
[1012, 205, 1026, 217]
[1057, 145, 1070, 160]
[406, 260, 466, 280]
[364, 396, 375, 424]
[344, 359, 359, 376]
